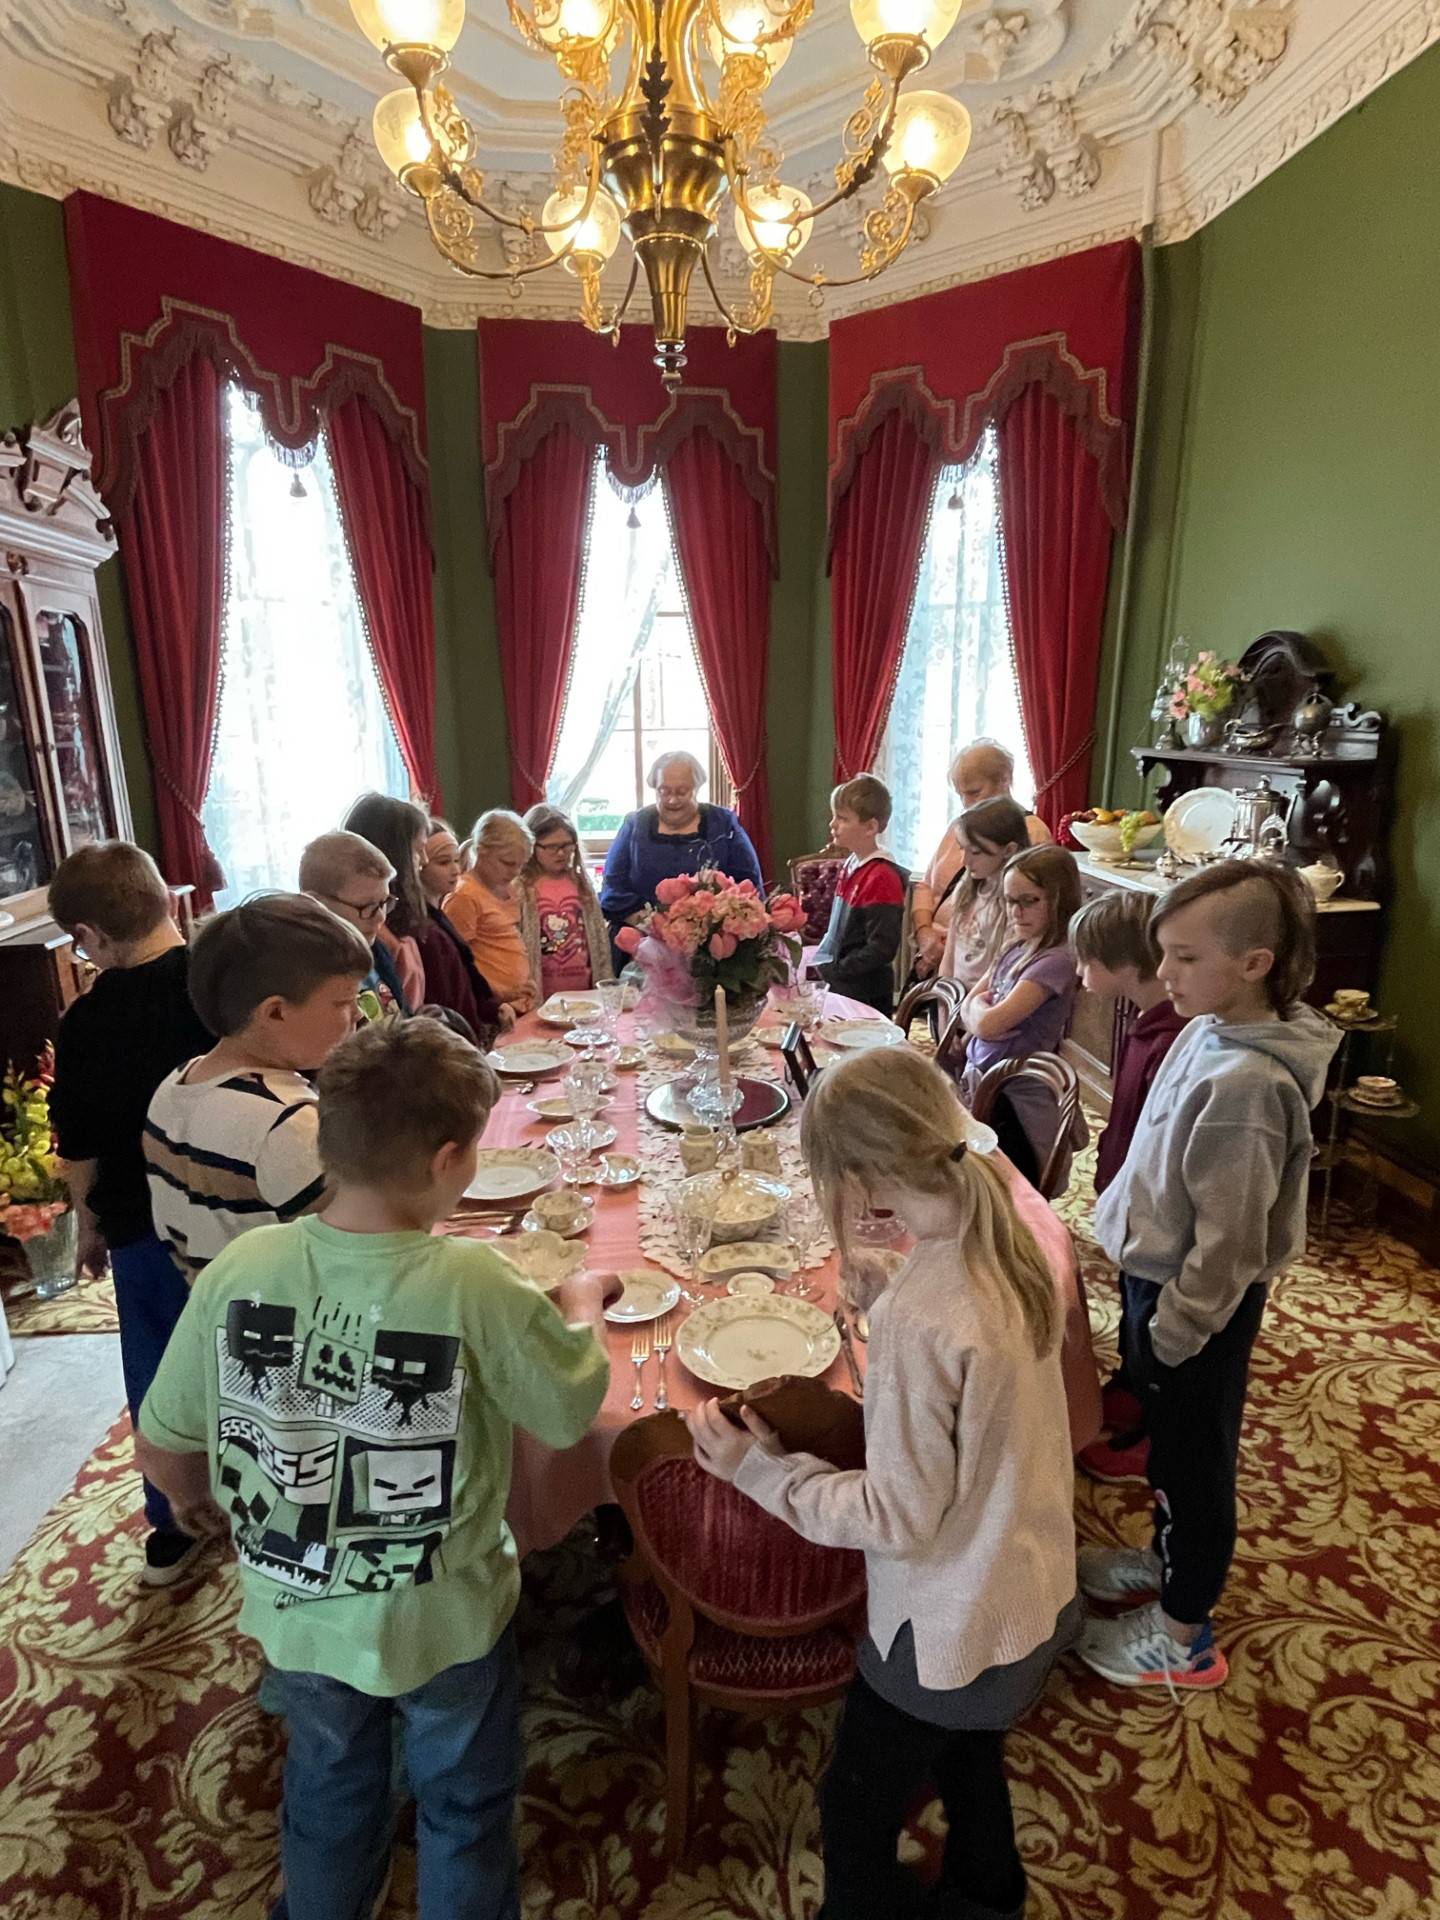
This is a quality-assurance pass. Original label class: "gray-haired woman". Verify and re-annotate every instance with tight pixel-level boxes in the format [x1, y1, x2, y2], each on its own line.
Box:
[598, 750, 764, 960]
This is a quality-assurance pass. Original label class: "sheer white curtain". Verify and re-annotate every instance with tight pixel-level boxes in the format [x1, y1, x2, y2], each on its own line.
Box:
[547, 453, 671, 815]
[875, 427, 1032, 871]
[202, 386, 409, 907]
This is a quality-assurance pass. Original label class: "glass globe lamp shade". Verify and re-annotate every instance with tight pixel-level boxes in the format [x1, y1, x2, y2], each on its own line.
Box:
[881, 89, 971, 184]
[849, 0, 963, 53]
[704, 0, 794, 77]
[532, 0, 616, 48]
[542, 185, 623, 262]
[350, 0, 465, 55]
[373, 88, 461, 185]
[733, 183, 813, 261]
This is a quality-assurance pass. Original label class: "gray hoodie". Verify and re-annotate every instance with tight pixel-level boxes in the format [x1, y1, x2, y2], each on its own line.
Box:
[1093, 1002, 1339, 1366]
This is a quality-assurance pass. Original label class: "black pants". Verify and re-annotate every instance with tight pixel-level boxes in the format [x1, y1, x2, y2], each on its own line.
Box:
[1122, 1273, 1267, 1626]
[818, 1675, 1025, 1920]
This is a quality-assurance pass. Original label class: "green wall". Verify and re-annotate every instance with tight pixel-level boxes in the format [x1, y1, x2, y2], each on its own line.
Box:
[1116, 44, 1440, 1161]
[0, 184, 157, 853]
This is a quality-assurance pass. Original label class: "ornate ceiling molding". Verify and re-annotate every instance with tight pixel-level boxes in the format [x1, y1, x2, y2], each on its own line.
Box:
[0, 0, 1435, 335]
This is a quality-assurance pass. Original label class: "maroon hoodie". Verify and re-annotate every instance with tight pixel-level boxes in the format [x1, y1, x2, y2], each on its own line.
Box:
[1094, 998, 1190, 1195]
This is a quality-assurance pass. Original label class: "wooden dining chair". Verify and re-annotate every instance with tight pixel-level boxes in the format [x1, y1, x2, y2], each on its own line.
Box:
[610, 1411, 866, 1861]
[788, 843, 845, 943]
[969, 1051, 1081, 1200]
[780, 1020, 819, 1101]
[894, 977, 963, 1047]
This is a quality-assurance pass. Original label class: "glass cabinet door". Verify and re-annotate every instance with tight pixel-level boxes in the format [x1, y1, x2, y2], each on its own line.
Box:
[0, 606, 52, 900]
[34, 607, 116, 851]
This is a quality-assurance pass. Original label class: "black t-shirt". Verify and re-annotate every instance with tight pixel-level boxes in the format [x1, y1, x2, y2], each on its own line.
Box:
[48, 945, 213, 1251]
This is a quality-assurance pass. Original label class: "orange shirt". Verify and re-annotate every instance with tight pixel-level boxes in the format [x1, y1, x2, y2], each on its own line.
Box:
[445, 874, 533, 1007]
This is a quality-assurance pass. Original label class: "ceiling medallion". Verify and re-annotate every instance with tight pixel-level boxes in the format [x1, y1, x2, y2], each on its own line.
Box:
[349, 0, 977, 382]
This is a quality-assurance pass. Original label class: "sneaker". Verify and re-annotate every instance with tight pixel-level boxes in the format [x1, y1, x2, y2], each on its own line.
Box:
[1101, 1382, 1143, 1432]
[141, 1529, 204, 1588]
[1077, 1431, 1152, 1485]
[1076, 1600, 1228, 1693]
[1076, 1542, 1162, 1602]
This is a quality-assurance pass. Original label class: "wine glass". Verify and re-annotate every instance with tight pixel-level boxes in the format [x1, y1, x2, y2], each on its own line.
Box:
[563, 1062, 605, 1158]
[597, 978, 627, 1036]
[670, 1188, 715, 1305]
[786, 1194, 824, 1298]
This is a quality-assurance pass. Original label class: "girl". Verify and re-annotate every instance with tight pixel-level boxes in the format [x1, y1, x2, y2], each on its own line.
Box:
[686, 1048, 1079, 1920]
[959, 844, 1082, 1187]
[445, 809, 537, 1017]
[517, 805, 614, 1000]
[341, 792, 428, 1013]
[940, 796, 1029, 988]
[417, 818, 508, 1043]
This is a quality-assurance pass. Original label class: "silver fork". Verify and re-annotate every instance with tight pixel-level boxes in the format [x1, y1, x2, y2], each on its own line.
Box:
[629, 1328, 651, 1412]
[652, 1315, 674, 1411]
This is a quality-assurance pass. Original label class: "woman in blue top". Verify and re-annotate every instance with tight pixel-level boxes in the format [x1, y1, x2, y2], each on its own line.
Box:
[599, 751, 763, 961]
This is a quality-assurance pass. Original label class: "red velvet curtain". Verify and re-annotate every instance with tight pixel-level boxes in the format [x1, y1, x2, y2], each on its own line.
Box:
[327, 396, 438, 805]
[492, 425, 593, 811]
[664, 431, 773, 877]
[997, 384, 1115, 824]
[829, 411, 940, 780]
[114, 352, 227, 903]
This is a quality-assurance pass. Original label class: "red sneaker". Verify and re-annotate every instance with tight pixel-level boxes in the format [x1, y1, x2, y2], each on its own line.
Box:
[1077, 1431, 1151, 1485]
[1101, 1383, 1143, 1432]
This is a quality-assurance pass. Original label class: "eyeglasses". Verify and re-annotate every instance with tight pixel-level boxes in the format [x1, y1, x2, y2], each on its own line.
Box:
[536, 838, 575, 853]
[323, 892, 389, 924]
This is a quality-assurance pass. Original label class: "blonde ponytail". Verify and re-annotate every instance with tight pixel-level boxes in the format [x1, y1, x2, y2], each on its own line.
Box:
[800, 1048, 1059, 1358]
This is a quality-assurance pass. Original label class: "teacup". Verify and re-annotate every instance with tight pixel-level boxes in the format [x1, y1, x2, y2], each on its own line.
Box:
[1334, 989, 1370, 1009]
[533, 1190, 590, 1232]
[1355, 1075, 1398, 1102]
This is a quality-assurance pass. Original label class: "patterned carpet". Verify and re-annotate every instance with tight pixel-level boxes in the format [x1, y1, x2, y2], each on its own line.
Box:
[2, 1153, 1439, 1919]
[1, 1263, 120, 1336]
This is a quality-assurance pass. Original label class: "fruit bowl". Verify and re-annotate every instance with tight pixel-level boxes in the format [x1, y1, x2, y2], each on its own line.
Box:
[1070, 819, 1164, 861]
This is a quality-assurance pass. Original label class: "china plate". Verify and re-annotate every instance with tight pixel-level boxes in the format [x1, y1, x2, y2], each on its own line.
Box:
[488, 1042, 572, 1078]
[1164, 788, 1236, 859]
[604, 1269, 682, 1324]
[546, 1121, 618, 1154]
[676, 1294, 841, 1390]
[537, 994, 602, 1027]
[597, 1153, 642, 1188]
[528, 1093, 613, 1123]
[698, 1239, 800, 1279]
[464, 1148, 559, 1205]
[821, 1019, 905, 1051]
[496, 1229, 584, 1289]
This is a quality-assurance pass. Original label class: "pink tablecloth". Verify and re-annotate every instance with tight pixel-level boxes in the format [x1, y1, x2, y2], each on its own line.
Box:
[475, 1002, 1101, 1555]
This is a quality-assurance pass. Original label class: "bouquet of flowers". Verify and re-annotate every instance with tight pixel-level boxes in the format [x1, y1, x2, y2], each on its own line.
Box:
[1166, 651, 1246, 721]
[618, 870, 808, 1016]
[0, 1047, 68, 1244]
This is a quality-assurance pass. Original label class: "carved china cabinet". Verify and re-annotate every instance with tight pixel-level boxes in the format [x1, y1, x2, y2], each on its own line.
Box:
[0, 404, 132, 1073]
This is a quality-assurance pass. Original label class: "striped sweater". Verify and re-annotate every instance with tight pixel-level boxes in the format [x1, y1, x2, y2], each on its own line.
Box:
[144, 1064, 327, 1282]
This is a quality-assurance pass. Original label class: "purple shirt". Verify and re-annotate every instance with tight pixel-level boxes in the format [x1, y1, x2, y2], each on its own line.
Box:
[966, 942, 1078, 1078]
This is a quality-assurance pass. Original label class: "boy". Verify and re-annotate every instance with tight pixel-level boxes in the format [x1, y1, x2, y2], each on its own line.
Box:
[47, 841, 213, 1586]
[1076, 862, 1337, 1691]
[136, 1018, 612, 1918]
[145, 893, 371, 1284]
[813, 775, 908, 1016]
[1068, 889, 1188, 1486]
[298, 830, 407, 1015]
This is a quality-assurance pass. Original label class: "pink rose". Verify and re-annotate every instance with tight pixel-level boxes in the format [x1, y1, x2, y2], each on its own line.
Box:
[615, 925, 643, 955]
[655, 875, 695, 906]
[1168, 694, 1187, 718]
[708, 931, 738, 960]
[769, 902, 807, 934]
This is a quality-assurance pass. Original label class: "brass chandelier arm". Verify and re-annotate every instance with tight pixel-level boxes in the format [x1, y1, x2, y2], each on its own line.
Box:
[700, 0, 813, 53]
[579, 255, 642, 335]
[416, 88, 610, 238]
[722, 185, 923, 296]
[700, 245, 769, 335]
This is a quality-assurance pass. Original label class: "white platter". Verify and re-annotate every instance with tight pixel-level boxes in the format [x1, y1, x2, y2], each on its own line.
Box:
[1164, 788, 1236, 859]
[488, 1042, 572, 1078]
[464, 1149, 559, 1205]
[675, 1293, 841, 1390]
[821, 1019, 905, 1051]
[495, 1229, 584, 1289]
[698, 1239, 800, 1279]
[604, 1269, 682, 1324]
[537, 994, 601, 1027]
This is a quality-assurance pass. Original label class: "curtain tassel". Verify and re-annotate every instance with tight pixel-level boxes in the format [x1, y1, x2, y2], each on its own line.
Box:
[625, 504, 641, 530]
[290, 472, 307, 500]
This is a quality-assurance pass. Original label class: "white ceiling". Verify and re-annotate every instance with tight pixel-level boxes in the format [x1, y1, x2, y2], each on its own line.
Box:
[1, 0, 1435, 334]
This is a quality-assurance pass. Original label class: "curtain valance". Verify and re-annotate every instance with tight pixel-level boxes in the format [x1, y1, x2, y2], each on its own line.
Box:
[478, 321, 777, 572]
[828, 240, 1139, 538]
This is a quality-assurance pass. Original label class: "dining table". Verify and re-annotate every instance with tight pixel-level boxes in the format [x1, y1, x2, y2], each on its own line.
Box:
[451, 992, 1103, 1558]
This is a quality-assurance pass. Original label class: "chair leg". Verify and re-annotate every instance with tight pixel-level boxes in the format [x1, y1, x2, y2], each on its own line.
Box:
[662, 1660, 695, 1864]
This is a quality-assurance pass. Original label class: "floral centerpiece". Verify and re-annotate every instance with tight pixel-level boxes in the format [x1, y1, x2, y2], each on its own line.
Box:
[0, 1047, 74, 1295]
[1165, 650, 1247, 747]
[618, 870, 808, 1040]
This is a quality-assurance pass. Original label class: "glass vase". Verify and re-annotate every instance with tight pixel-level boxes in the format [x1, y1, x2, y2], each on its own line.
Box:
[25, 1208, 78, 1300]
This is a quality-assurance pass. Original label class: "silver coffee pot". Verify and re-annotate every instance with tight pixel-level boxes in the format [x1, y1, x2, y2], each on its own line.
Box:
[1224, 778, 1293, 858]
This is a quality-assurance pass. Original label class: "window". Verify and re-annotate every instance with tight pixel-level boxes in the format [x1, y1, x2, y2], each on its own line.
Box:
[203, 386, 410, 907]
[548, 452, 725, 843]
[874, 428, 1033, 872]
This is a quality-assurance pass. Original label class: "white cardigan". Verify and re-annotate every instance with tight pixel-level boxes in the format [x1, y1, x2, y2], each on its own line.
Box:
[734, 1237, 1077, 1690]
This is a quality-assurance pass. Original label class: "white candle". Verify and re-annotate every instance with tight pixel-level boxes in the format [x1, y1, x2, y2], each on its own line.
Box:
[715, 984, 733, 1095]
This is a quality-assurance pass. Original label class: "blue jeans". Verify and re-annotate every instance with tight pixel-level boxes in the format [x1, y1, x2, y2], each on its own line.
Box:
[111, 1232, 193, 1533]
[268, 1627, 521, 1920]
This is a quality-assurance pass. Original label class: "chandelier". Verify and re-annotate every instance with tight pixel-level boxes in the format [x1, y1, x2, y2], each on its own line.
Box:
[351, 0, 974, 382]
